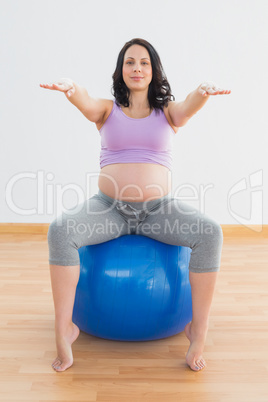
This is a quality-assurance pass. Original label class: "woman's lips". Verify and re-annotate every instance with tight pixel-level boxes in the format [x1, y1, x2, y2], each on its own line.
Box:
[131, 77, 143, 81]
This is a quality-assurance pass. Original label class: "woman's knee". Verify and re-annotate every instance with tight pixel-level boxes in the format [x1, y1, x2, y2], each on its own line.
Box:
[47, 217, 68, 246]
[47, 217, 80, 266]
[197, 218, 223, 250]
[209, 220, 223, 247]
[47, 215, 76, 248]
[189, 220, 223, 273]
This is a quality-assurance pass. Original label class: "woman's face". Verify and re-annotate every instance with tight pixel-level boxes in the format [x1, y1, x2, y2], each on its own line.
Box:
[122, 45, 153, 92]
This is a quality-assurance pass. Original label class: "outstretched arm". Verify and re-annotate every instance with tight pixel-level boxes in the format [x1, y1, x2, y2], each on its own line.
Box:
[183, 82, 231, 117]
[40, 78, 108, 124]
[168, 82, 231, 127]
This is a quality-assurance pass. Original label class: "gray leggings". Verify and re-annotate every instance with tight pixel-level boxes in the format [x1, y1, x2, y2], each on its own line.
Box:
[47, 189, 223, 273]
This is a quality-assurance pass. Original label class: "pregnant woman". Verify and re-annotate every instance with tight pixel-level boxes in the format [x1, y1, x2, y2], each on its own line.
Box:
[40, 37, 231, 373]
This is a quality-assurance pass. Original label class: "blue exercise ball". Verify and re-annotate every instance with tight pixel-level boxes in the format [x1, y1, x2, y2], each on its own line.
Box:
[72, 235, 192, 341]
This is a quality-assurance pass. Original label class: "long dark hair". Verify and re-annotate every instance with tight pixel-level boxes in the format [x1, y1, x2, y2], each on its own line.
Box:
[111, 38, 175, 112]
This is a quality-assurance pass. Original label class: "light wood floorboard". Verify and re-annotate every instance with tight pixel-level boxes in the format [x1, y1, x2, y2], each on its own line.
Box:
[0, 233, 267, 401]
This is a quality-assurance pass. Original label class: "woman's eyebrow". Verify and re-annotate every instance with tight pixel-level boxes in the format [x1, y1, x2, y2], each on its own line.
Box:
[125, 57, 150, 60]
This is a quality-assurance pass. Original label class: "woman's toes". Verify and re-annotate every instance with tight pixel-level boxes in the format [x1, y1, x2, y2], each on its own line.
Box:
[54, 365, 63, 372]
[200, 358, 206, 367]
[52, 358, 61, 367]
[54, 361, 72, 372]
[52, 361, 65, 371]
[196, 360, 202, 369]
[52, 359, 62, 370]
[195, 359, 206, 370]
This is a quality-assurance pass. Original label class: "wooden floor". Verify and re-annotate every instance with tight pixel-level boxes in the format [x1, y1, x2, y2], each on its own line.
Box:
[0, 232, 268, 402]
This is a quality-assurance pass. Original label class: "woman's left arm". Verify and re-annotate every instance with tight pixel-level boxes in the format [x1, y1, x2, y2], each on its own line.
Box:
[168, 82, 231, 127]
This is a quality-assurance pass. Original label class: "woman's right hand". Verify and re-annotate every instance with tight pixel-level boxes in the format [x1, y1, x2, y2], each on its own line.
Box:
[40, 78, 75, 98]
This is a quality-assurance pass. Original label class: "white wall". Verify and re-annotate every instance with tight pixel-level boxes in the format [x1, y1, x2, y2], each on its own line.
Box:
[1, 0, 267, 228]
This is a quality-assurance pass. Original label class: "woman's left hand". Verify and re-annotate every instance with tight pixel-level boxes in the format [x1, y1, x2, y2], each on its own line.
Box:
[198, 82, 231, 97]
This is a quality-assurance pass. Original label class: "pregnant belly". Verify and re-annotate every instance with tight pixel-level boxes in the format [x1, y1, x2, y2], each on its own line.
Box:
[98, 163, 172, 202]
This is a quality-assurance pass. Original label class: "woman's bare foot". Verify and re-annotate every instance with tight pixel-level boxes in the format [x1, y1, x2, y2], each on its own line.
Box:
[184, 321, 207, 371]
[52, 322, 80, 372]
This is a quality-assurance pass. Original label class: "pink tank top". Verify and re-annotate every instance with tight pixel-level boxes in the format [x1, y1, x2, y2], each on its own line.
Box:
[99, 100, 175, 170]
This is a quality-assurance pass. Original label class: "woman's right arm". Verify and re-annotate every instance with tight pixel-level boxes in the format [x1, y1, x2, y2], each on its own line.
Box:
[40, 78, 108, 124]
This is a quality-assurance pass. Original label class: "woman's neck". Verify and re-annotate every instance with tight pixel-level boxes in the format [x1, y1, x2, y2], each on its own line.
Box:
[128, 92, 150, 111]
